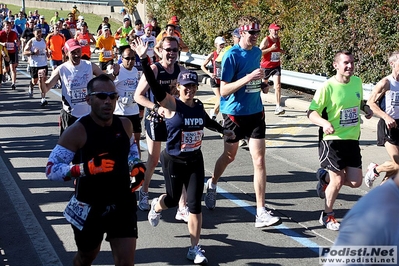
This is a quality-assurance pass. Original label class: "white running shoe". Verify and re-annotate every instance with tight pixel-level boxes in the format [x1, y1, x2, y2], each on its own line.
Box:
[204, 179, 217, 210]
[255, 210, 281, 228]
[319, 211, 340, 231]
[274, 106, 285, 115]
[364, 162, 379, 188]
[148, 198, 161, 227]
[138, 188, 150, 211]
[175, 206, 189, 223]
[187, 245, 208, 264]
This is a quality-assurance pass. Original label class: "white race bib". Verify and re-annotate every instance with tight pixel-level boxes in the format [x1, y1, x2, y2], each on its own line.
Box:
[71, 88, 87, 104]
[245, 79, 262, 93]
[270, 52, 281, 62]
[181, 130, 203, 152]
[103, 50, 112, 59]
[63, 195, 91, 231]
[340, 106, 359, 127]
[6, 42, 14, 50]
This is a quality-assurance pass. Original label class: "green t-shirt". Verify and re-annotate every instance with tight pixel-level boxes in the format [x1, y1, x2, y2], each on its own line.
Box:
[309, 76, 363, 140]
[119, 26, 132, 46]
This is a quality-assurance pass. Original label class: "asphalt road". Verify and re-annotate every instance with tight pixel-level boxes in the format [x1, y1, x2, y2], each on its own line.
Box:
[0, 57, 391, 266]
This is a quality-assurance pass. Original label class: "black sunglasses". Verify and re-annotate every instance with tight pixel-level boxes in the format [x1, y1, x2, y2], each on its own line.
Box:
[90, 92, 118, 100]
[123, 56, 135, 61]
[246, 30, 261, 35]
[163, 48, 179, 53]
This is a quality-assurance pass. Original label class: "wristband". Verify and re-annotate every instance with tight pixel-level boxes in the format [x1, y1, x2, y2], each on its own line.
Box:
[152, 103, 160, 113]
[362, 104, 370, 111]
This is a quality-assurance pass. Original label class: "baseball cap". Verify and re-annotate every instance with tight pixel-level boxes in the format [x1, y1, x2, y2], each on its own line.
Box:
[102, 25, 110, 31]
[144, 23, 152, 29]
[177, 71, 199, 86]
[232, 28, 240, 38]
[171, 16, 179, 23]
[78, 15, 84, 20]
[40, 15, 45, 19]
[120, 7, 126, 13]
[135, 19, 143, 25]
[269, 23, 280, 30]
[123, 17, 130, 22]
[214, 36, 226, 45]
[64, 39, 81, 52]
[33, 26, 42, 31]
[81, 21, 88, 27]
[166, 20, 177, 28]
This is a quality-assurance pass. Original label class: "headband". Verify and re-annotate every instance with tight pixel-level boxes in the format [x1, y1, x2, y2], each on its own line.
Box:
[239, 23, 260, 31]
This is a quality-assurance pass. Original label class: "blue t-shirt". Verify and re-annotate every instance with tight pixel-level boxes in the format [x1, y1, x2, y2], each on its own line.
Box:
[220, 44, 263, 115]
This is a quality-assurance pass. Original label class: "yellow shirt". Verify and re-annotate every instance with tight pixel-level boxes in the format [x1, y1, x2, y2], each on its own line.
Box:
[96, 35, 116, 62]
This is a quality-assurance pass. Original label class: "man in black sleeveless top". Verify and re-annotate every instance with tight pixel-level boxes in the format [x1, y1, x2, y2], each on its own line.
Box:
[46, 75, 137, 265]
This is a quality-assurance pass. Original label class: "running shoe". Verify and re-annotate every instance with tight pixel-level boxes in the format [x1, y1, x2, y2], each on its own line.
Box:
[274, 106, 285, 115]
[187, 245, 208, 264]
[28, 86, 33, 97]
[239, 139, 247, 147]
[40, 98, 48, 107]
[11, 83, 16, 90]
[6, 74, 11, 81]
[255, 210, 281, 228]
[316, 168, 328, 199]
[138, 188, 150, 211]
[175, 206, 189, 223]
[204, 179, 217, 210]
[319, 211, 340, 231]
[364, 162, 379, 188]
[148, 198, 161, 227]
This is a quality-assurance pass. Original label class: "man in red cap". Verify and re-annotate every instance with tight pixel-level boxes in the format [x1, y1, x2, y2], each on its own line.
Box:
[260, 23, 286, 115]
[38, 39, 120, 135]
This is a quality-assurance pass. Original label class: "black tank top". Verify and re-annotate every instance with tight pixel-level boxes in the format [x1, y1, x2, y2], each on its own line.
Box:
[75, 115, 130, 205]
[148, 61, 180, 103]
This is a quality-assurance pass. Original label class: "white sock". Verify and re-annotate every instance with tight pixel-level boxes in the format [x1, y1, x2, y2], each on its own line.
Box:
[207, 179, 217, 189]
[257, 207, 266, 216]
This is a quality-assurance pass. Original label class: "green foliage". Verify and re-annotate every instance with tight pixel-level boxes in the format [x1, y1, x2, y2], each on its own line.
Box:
[136, 0, 399, 83]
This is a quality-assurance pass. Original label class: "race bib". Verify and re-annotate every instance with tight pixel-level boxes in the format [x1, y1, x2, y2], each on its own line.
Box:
[71, 88, 87, 104]
[63, 195, 91, 231]
[103, 50, 112, 59]
[120, 91, 135, 105]
[6, 42, 14, 50]
[340, 106, 359, 127]
[181, 130, 203, 152]
[79, 39, 88, 46]
[270, 52, 281, 62]
[388, 91, 399, 107]
[215, 61, 222, 79]
[245, 79, 262, 93]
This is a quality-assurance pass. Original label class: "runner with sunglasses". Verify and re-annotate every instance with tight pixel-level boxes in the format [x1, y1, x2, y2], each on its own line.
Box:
[46, 74, 139, 266]
[38, 39, 120, 135]
[204, 16, 282, 228]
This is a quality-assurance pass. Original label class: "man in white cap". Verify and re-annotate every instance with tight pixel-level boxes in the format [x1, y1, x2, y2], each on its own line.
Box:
[38, 39, 120, 134]
[37, 15, 50, 39]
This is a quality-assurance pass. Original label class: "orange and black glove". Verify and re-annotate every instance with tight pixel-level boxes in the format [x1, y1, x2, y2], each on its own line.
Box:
[130, 161, 146, 192]
[84, 153, 115, 176]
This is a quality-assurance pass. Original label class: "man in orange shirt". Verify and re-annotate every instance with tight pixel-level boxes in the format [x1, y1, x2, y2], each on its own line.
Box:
[75, 22, 96, 60]
[95, 25, 117, 72]
[46, 24, 66, 71]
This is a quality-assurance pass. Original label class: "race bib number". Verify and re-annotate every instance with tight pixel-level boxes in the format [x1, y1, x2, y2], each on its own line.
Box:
[120, 91, 135, 105]
[245, 79, 262, 93]
[71, 88, 87, 104]
[215, 61, 222, 79]
[388, 91, 399, 107]
[181, 130, 203, 152]
[340, 106, 359, 127]
[103, 50, 112, 59]
[6, 42, 14, 50]
[79, 39, 88, 46]
[270, 52, 281, 62]
[70, 28, 76, 36]
[63, 195, 91, 231]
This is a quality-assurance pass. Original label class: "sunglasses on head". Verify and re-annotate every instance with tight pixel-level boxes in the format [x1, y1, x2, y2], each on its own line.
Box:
[123, 56, 135, 61]
[89, 91, 118, 100]
[163, 48, 179, 53]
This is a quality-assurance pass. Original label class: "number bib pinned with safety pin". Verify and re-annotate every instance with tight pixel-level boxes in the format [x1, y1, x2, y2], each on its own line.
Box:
[64, 195, 91, 231]
[181, 130, 203, 152]
[340, 106, 358, 127]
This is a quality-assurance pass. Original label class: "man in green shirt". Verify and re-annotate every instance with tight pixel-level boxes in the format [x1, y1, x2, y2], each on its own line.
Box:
[49, 11, 60, 26]
[307, 50, 373, 231]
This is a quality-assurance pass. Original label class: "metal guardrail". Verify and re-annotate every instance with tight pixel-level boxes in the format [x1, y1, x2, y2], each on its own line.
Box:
[180, 52, 374, 100]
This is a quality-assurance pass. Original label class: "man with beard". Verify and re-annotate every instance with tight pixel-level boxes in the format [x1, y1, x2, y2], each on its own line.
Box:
[38, 39, 120, 135]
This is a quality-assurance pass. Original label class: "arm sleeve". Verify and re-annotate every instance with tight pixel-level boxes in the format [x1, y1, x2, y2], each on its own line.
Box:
[46, 144, 82, 181]
[140, 58, 167, 102]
